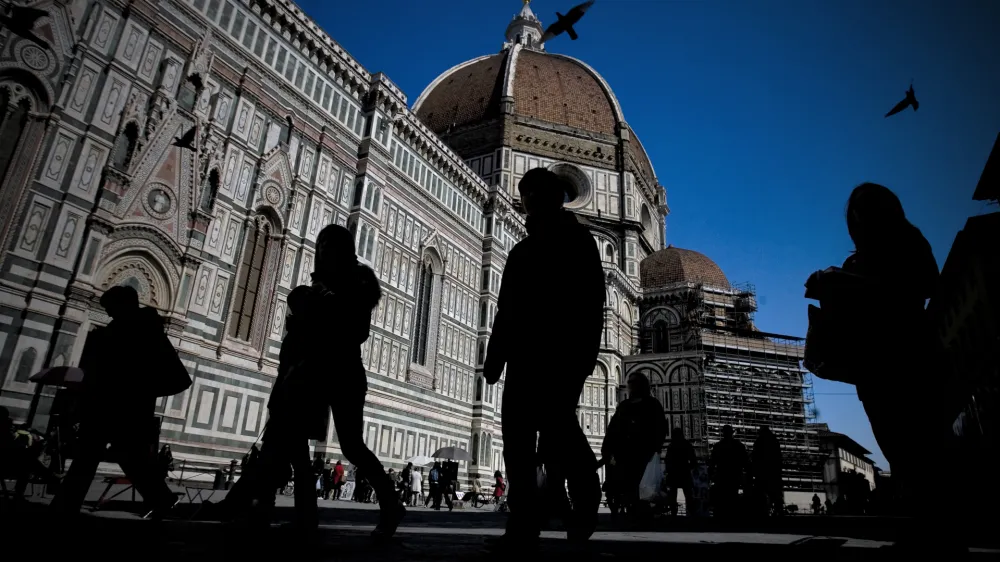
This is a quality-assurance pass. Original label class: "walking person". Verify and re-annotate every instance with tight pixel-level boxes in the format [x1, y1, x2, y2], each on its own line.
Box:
[600, 372, 667, 520]
[709, 425, 748, 518]
[50, 286, 187, 518]
[483, 168, 606, 550]
[665, 429, 697, 516]
[232, 225, 405, 540]
[750, 426, 783, 517]
[410, 467, 422, 507]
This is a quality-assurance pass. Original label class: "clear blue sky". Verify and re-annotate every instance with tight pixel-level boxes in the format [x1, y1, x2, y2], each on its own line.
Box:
[297, 0, 1000, 469]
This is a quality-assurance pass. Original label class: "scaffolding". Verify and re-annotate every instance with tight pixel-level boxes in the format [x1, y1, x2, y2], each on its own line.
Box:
[636, 282, 824, 493]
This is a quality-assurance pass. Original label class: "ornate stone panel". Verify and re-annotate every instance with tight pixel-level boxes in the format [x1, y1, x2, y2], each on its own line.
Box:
[39, 128, 78, 190]
[89, 7, 121, 56]
[137, 38, 164, 84]
[114, 20, 149, 71]
[232, 98, 255, 142]
[64, 59, 101, 122]
[44, 205, 86, 269]
[16, 196, 54, 259]
[93, 69, 131, 135]
[67, 138, 110, 200]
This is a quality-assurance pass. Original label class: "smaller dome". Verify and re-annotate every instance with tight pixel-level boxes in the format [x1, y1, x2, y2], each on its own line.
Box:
[641, 246, 729, 289]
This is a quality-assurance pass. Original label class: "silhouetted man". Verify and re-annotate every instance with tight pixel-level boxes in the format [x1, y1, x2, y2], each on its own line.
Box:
[709, 424, 748, 518]
[665, 428, 698, 516]
[484, 168, 605, 549]
[51, 286, 177, 518]
[751, 426, 784, 516]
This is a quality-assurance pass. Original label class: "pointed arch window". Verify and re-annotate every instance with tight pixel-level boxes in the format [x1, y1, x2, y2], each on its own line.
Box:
[13, 347, 37, 383]
[229, 217, 275, 341]
[0, 96, 29, 183]
[202, 168, 220, 211]
[357, 224, 376, 262]
[111, 122, 140, 170]
[411, 258, 436, 366]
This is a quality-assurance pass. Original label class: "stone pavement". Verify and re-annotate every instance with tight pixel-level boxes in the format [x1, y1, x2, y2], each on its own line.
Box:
[3, 481, 996, 561]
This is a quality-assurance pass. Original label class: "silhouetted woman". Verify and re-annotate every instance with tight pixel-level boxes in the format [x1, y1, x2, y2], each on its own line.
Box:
[808, 184, 940, 509]
[289, 224, 406, 537]
[600, 372, 667, 515]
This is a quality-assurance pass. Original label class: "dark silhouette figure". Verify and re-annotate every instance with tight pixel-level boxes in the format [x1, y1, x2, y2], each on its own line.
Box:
[709, 425, 748, 518]
[51, 286, 179, 518]
[750, 426, 784, 516]
[806, 184, 941, 499]
[665, 428, 697, 516]
[484, 168, 605, 550]
[242, 224, 404, 539]
[540, 0, 595, 43]
[187, 73, 204, 92]
[885, 84, 919, 118]
[173, 126, 197, 150]
[158, 445, 174, 481]
[811, 493, 822, 514]
[0, 5, 50, 49]
[600, 372, 667, 517]
[399, 462, 413, 504]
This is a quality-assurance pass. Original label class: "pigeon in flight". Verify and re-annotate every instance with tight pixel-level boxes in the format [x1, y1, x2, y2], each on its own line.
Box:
[540, 0, 595, 44]
[885, 84, 919, 118]
[187, 73, 204, 92]
[0, 5, 51, 50]
[173, 126, 197, 151]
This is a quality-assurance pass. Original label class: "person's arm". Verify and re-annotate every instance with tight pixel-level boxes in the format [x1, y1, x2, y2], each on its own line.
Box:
[484, 246, 521, 384]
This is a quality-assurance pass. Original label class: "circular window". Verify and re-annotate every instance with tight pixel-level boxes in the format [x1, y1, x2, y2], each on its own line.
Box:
[145, 186, 175, 219]
[546, 163, 592, 210]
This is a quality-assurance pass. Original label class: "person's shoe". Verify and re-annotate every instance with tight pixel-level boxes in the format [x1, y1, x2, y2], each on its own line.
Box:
[371, 503, 406, 541]
[143, 495, 181, 520]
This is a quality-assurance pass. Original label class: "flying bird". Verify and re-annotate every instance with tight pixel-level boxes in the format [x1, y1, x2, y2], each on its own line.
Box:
[187, 73, 204, 91]
[0, 5, 51, 50]
[173, 126, 197, 151]
[540, 0, 595, 44]
[885, 84, 919, 118]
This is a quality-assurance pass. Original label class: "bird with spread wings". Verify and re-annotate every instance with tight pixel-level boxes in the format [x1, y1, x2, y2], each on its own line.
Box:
[885, 83, 919, 118]
[540, 0, 595, 44]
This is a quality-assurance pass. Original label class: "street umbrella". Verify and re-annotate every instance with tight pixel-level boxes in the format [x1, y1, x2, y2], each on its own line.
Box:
[29, 366, 86, 387]
[404, 455, 435, 467]
[431, 446, 473, 463]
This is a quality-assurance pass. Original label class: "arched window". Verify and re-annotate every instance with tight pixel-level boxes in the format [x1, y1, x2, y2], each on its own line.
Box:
[201, 168, 220, 211]
[641, 205, 652, 233]
[479, 301, 487, 327]
[111, 122, 139, 169]
[476, 376, 484, 401]
[604, 244, 614, 263]
[178, 74, 199, 111]
[229, 217, 274, 341]
[471, 434, 479, 465]
[13, 347, 37, 383]
[357, 224, 376, 261]
[477, 341, 485, 365]
[282, 116, 293, 145]
[411, 258, 435, 365]
[0, 96, 29, 183]
[652, 320, 669, 353]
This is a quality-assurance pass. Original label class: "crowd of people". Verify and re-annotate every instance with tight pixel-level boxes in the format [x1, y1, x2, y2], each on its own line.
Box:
[0, 172, 968, 553]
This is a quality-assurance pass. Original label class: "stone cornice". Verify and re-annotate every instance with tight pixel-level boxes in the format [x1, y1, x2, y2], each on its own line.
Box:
[251, 0, 370, 93]
[393, 113, 492, 207]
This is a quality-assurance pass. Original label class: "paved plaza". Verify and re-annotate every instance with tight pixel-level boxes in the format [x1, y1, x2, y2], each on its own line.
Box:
[3, 479, 997, 561]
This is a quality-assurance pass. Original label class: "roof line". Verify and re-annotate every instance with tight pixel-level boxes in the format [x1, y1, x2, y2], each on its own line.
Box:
[502, 44, 522, 99]
[411, 54, 498, 112]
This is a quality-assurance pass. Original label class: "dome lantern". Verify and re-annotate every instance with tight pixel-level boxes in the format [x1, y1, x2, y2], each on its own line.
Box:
[505, 0, 544, 50]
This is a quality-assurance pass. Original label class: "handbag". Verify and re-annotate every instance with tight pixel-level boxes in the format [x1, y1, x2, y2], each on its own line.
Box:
[637, 453, 663, 501]
[804, 304, 859, 385]
[148, 330, 192, 397]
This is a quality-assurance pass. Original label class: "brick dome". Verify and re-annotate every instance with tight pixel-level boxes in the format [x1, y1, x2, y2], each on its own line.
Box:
[641, 246, 730, 289]
[413, 43, 624, 137]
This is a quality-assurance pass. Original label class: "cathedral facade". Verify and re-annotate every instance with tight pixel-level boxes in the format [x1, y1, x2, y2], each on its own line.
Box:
[0, 0, 665, 481]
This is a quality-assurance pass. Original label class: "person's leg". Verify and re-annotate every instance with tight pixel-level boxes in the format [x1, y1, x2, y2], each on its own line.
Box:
[665, 481, 679, 515]
[113, 434, 175, 514]
[502, 410, 541, 540]
[50, 422, 107, 513]
[331, 391, 403, 536]
[291, 440, 318, 531]
[547, 408, 599, 540]
[682, 482, 695, 516]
